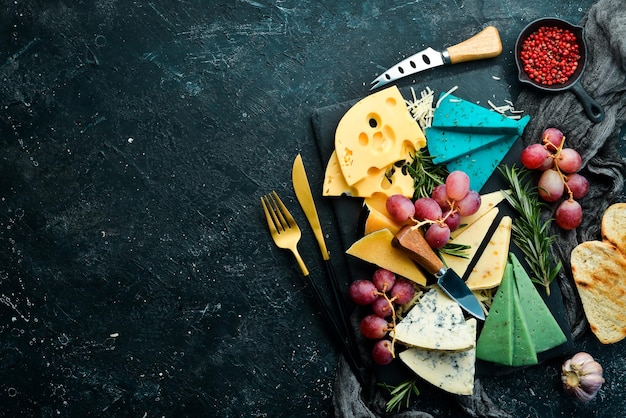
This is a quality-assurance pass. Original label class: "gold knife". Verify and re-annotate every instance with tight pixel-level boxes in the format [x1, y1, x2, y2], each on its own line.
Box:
[291, 154, 359, 355]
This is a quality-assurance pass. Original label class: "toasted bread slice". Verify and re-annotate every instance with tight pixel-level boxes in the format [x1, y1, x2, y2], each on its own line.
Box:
[571, 240, 626, 344]
[602, 203, 626, 251]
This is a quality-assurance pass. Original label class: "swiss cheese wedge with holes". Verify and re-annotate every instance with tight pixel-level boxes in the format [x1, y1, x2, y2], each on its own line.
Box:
[334, 86, 426, 186]
[571, 203, 626, 344]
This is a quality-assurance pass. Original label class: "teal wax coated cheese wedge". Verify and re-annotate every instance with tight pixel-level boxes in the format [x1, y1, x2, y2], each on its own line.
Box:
[432, 93, 531, 135]
[476, 262, 514, 365]
[445, 133, 518, 192]
[509, 253, 567, 353]
[426, 127, 511, 165]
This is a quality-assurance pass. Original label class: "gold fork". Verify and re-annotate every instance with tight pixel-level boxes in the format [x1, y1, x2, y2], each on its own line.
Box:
[261, 190, 365, 384]
[261, 191, 309, 276]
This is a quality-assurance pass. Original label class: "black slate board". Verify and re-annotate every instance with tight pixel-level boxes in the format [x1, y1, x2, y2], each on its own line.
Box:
[311, 70, 575, 389]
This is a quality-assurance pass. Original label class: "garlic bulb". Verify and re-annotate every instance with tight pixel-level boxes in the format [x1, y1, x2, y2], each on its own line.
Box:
[561, 352, 605, 402]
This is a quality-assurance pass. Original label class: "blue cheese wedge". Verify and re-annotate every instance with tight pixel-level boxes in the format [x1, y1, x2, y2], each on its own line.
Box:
[399, 318, 477, 395]
[392, 287, 474, 351]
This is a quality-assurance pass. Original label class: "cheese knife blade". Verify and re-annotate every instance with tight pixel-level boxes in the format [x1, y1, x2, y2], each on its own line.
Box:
[392, 225, 485, 320]
[370, 26, 502, 90]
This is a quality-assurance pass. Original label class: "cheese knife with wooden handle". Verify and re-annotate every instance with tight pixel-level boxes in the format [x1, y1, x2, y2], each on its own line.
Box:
[393, 224, 486, 321]
[370, 26, 502, 90]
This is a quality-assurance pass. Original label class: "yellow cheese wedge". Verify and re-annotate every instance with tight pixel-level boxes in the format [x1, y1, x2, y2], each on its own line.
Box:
[322, 150, 352, 197]
[363, 193, 404, 235]
[399, 318, 477, 395]
[363, 206, 403, 235]
[451, 189, 509, 239]
[441, 207, 500, 278]
[363, 193, 390, 214]
[466, 216, 512, 290]
[345, 229, 427, 286]
[335, 86, 426, 185]
[323, 151, 415, 198]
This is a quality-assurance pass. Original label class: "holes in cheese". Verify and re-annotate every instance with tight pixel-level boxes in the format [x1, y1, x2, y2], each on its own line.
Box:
[322, 151, 414, 198]
[334, 86, 426, 186]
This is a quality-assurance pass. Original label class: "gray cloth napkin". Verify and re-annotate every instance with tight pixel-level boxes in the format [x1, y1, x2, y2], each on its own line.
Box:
[333, 0, 626, 416]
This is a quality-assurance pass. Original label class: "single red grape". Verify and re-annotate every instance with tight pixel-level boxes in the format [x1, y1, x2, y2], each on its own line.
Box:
[455, 190, 481, 216]
[542, 127, 565, 151]
[371, 296, 393, 318]
[538, 169, 565, 202]
[371, 339, 394, 365]
[556, 148, 582, 173]
[425, 223, 451, 249]
[360, 314, 389, 339]
[446, 171, 470, 201]
[414, 197, 443, 221]
[386, 194, 415, 224]
[521, 143, 551, 169]
[372, 269, 396, 292]
[431, 184, 451, 210]
[555, 199, 583, 230]
[566, 173, 590, 199]
[349, 280, 378, 305]
[442, 209, 461, 231]
[390, 279, 416, 305]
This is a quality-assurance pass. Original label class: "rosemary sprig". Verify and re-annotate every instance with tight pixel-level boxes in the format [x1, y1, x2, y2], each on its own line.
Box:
[379, 378, 420, 412]
[404, 148, 448, 199]
[498, 165, 562, 295]
[438, 241, 471, 258]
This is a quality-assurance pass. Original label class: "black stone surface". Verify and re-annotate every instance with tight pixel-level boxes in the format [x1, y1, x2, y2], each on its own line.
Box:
[1, 1, 623, 417]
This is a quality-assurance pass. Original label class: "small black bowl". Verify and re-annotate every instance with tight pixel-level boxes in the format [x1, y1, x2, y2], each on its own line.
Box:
[514, 17, 604, 123]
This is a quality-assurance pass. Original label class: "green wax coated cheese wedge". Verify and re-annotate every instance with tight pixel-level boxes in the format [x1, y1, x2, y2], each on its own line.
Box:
[446, 133, 518, 192]
[426, 128, 510, 165]
[510, 265, 539, 366]
[432, 94, 530, 135]
[476, 262, 514, 365]
[509, 253, 567, 353]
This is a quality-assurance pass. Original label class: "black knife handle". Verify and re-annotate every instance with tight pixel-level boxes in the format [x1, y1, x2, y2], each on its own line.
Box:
[324, 259, 359, 356]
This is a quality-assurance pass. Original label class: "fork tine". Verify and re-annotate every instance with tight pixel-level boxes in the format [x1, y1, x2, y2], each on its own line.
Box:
[271, 191, 299, 233]
[261, 194, 277, 235]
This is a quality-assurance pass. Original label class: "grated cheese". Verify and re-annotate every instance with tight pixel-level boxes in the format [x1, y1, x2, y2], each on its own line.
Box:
[405, 86, 435, 130]
[487, 99, 525, 120]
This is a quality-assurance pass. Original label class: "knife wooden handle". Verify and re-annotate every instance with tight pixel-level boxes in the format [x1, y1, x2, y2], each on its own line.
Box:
[445, 26, 502, 65]
[392, 225, 444, 275]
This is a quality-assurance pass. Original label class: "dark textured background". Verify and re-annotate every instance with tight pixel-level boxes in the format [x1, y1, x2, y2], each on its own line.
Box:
[1, 1, 623, 417]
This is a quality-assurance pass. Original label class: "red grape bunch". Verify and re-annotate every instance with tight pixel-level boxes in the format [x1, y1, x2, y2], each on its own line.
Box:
[385, 170, 482, 249]
[520, 127, 589, 230]
[348, 268, 416, 366]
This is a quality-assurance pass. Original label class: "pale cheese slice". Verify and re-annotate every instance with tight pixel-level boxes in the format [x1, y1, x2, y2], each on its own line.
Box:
[451, 190, 509, 239]
[323, 150, 414, 198]
[466, 216, 512, 290]
[399, 318, 477, 395]
[442, 207, 500, 278]
[392, 286, 474, 351]
[335, 86, 426, 185]
[346, 229, 427, 286]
